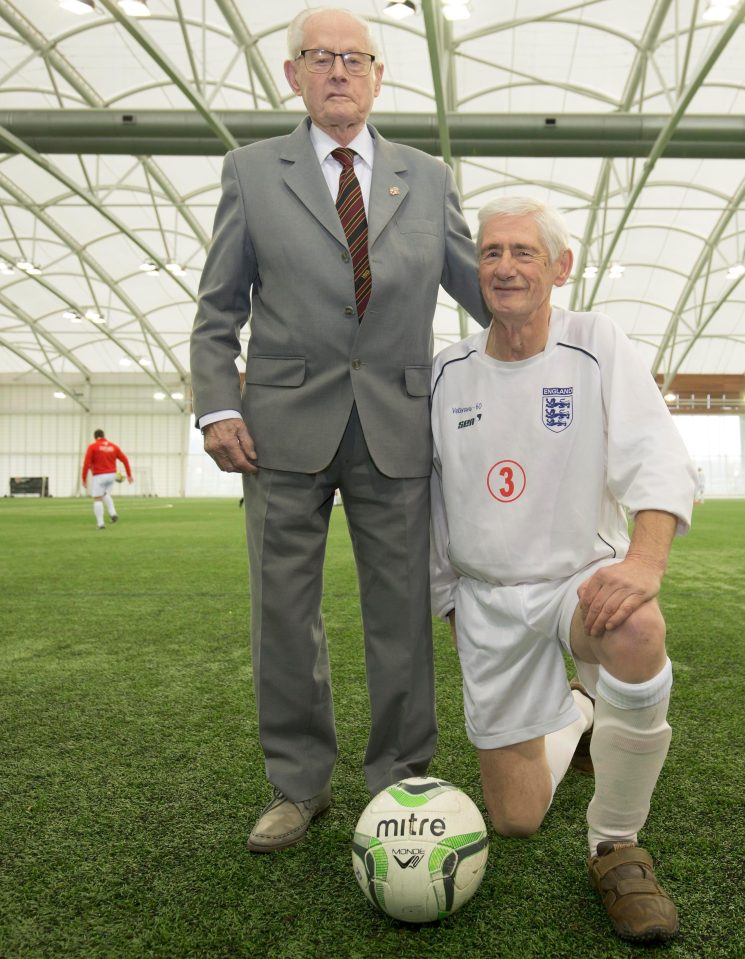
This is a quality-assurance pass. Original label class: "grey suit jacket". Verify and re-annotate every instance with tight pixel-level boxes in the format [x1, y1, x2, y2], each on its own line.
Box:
[190, 118, 487, 478]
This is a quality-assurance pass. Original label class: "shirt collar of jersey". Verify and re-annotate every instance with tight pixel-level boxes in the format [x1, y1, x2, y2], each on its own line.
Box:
[478, 307, 567, 367]
[310, 122, 375, 172]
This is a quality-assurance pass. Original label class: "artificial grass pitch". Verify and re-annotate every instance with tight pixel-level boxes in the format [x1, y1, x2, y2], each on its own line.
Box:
[1, 496, 743, 959]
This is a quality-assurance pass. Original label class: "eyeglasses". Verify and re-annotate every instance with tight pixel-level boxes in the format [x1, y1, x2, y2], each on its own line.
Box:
[296, 49, 376, 77]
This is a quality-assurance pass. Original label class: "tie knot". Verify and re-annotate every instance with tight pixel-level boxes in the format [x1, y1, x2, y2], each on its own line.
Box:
[331, 147, 356, 169]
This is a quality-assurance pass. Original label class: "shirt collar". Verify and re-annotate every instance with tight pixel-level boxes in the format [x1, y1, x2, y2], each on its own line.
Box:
[309, 122, 375, 169]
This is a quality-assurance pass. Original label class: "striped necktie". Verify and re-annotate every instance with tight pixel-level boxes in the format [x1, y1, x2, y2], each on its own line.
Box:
[331, 147, 371, 321]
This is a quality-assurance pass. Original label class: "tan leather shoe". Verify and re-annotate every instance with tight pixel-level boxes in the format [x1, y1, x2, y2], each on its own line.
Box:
[247, 786, 331, 853]
[589, 841, 679, 941]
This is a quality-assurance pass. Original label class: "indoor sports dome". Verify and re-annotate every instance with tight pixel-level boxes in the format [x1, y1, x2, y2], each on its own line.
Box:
[1, 0, 744, 498]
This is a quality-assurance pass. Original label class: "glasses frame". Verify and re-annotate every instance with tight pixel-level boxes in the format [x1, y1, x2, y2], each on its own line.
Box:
[296, 48, 376, 76]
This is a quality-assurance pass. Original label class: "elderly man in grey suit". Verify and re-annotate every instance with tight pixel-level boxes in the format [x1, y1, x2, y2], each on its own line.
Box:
[190, 5, 487, 853]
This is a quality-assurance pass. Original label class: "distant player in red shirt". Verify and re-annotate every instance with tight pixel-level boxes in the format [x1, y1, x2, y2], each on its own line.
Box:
[81, 429, 133, 529]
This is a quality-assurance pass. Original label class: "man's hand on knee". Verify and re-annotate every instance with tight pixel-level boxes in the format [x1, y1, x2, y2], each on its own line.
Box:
[577, 558, 663, 637]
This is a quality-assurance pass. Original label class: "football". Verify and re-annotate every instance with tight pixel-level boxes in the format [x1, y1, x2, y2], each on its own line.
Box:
[352, 776, 488, 923]
[115, 472, 124, 483]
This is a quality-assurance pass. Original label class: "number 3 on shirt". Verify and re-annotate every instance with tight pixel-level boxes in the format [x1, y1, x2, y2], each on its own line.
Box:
[487, 460, 526, 503]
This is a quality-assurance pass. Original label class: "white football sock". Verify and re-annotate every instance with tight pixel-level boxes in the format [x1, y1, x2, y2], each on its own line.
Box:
[587, 659, 673, 856]
[545, 688, 594, 801]
[93, 500, 105, 526]
[103, 492, 116, 517]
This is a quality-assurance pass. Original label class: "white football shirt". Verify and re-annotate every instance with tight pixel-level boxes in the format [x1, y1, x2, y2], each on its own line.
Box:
[430, 307, 696, 618]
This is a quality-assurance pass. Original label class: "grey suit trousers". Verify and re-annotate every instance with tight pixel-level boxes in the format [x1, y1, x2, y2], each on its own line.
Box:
[243, 406, 437, 800]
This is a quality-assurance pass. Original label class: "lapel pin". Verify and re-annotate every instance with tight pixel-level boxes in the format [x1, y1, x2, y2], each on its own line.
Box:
[389, 186, 400, 196]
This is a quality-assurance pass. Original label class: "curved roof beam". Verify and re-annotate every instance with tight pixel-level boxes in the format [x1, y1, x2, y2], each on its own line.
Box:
[592, 296, 683, 315]
[660, 269, 745, 380]
[581, 1, 745, 311]
[0, 334, 90, 409]
[0, 170, 188, 396]
[0, 124, 196, 310]
[589, 221, 716, 250]
[458, 76, 618, 109]
[0, 288, 91, 378]
[135, 158, 210, 252]
[213, 0, 283, 110]
[454, 15, 643, 51]
[570, 0, 674, 311]
[95, 0, 238, 151]
[0, 0, 103, 104]
[463, 175, 591, 204]
[0, 86, 86, 104]
[653, 173, 745, 387]
[613, 178, 739, 205]
[0, 7, 212, 256]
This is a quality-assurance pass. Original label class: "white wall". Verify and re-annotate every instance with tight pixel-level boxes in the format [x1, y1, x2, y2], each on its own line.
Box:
[673, 415, 744, 497]
[0, 376, 190, 498]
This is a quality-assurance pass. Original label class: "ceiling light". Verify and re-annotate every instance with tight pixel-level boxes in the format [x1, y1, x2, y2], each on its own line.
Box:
[119, 358, 132, 366]
[726, 263, 745, 280]
[165, 262, 186, 276]
[15, 260, 42, 274]
[53, 391, 67, 399]
[153, 391, 166, 400]
[63, 310, 82, 321]
[0, 262, 15, 275]
[384, 1, 416, 21]
[608, 262, 626, 279]
[170, 391, 184, 400]
[85, 308, 104, 323]
[442, 2, 471, 20]
[664, 392, 678, 403]
[139, 356, 152, 366]
[582, 265, 598, 279]
[702, 2, 735, 22]
[140, 260, 158, 272]
[59, 0, 95, 13]
[117, 0, 150, 15]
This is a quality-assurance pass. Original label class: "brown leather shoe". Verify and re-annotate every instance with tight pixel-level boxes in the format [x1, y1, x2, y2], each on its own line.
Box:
[247, 786, 331, 853]
[569, 679, 594, 774]
[589, 841, 679, 941]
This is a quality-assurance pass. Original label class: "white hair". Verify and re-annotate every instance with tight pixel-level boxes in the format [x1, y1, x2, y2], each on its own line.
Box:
[287, 7, 382, 63]
[477, 197, 571, 262]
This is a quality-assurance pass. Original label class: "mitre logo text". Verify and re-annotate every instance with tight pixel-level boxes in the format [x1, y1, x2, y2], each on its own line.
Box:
[375, 814, 447, 837]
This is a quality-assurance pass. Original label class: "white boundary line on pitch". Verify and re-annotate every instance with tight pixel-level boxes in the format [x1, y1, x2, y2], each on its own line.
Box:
[1, 500, 177, 514]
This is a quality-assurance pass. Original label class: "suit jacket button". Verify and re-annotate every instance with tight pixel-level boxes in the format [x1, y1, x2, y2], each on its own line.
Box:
[341, 251, 350, 262]
[351, 359, 361, 370]
[344, 306, 354, 316]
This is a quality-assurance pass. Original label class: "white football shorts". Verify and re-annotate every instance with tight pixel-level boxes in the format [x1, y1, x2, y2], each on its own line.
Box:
[454, 558, 620, 750]
[91, 472, 116, 497]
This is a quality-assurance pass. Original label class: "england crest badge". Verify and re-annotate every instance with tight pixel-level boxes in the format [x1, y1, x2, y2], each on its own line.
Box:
[542, 387, 573, 432]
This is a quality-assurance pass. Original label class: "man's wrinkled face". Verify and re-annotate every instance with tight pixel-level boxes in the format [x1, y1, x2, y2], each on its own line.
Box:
[284, 11, 383, 139]
[479, 214, 572, 323]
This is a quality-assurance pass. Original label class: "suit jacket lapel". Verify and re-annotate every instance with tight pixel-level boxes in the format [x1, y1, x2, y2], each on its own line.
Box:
[280, 119, 347, 247]
[367, 125, 408, 249]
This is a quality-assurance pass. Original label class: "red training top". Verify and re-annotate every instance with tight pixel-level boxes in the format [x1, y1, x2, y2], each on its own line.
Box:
[81, 438, 132, 483]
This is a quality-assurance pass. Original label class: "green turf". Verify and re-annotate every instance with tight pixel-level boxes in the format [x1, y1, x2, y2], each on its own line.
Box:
[1, 497, 743, 958]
